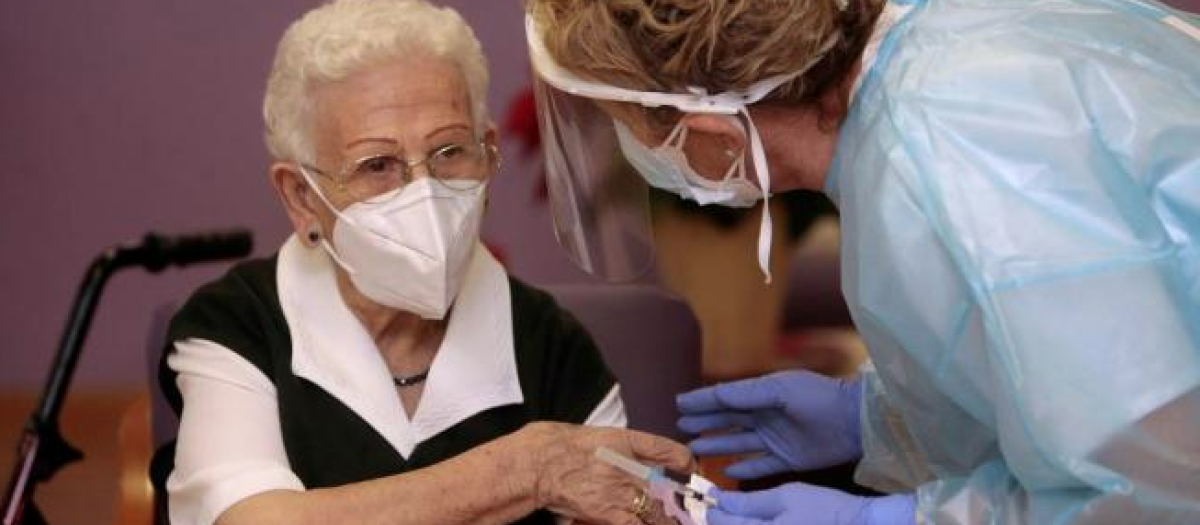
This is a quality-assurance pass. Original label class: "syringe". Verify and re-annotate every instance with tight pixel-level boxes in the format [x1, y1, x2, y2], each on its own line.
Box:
[594, 446, 717, 506]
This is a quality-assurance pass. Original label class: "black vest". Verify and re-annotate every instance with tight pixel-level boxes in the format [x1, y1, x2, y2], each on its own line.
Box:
[151, 256, 615, 524]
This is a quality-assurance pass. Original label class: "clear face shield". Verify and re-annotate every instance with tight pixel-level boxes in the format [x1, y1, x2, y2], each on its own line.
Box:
[525, 14, 834, 283]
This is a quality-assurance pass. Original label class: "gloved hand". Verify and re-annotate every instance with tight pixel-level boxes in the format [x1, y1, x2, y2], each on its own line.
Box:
[676, 370, 863, 479]
[708, 484, 915, 525]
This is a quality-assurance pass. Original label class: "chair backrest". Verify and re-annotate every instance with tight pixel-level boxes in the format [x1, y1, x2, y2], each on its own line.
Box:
[145, 303, 177, 525]
[146, 303, 178, 450]
[544, 284, 702, 441]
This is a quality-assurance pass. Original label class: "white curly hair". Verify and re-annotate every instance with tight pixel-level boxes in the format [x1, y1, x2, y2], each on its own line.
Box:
[263, 0, 490, 162]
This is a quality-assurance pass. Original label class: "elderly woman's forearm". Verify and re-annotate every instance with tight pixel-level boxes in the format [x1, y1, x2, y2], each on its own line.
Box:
[214, 432, 539, 525]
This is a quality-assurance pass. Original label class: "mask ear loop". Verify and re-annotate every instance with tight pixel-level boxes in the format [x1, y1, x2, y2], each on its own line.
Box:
[663, 113, 751, 192]
[298, 166, 358, 226]
[716, 116, 750, 186]
[316, 233, 359, 275]
[720, 153, 747, 185]
[662, 117, 690, 149]
[297, 165, 361, 275]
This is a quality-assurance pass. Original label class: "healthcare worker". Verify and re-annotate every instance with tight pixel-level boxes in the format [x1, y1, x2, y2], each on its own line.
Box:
[524, 0, 1200, 523]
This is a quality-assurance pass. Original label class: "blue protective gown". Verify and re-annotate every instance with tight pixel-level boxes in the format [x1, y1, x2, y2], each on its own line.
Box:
[825, 0, 1200, 522]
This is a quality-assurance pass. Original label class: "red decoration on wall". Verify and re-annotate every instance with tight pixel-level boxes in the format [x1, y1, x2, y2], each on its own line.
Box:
[502, 86, 548, 203]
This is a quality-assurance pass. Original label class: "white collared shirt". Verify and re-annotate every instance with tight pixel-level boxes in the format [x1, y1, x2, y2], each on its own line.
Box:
[166, 236, 625, 525]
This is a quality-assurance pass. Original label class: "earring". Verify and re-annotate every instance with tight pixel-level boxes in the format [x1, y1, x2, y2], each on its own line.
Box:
[724, 149, 737, 158]
[489, 144, 503, 170]
[307, 230, 320, 244]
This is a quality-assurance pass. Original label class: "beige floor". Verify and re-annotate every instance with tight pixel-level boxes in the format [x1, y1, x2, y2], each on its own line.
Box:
[0, 390, 148, 525]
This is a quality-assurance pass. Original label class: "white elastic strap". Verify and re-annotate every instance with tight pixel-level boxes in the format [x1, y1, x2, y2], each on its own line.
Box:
[669, 34, 839, 113]
[297, 166, 360, 275]
[318, 238, 358, 275]
[742, 107, 773, 284]
[666, 119, 689, 146]
[723, 152, 747, 185]
[717, 116, 751, 185]
[297, 166, 355, 227]
[527, 13, 839, 115]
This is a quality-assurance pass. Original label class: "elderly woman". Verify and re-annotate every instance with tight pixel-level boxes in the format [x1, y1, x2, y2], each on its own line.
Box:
[148, 1, 691, 525]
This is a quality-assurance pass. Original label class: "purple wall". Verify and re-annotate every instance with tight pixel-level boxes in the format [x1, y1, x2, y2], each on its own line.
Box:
[1, 0, 1197, 390]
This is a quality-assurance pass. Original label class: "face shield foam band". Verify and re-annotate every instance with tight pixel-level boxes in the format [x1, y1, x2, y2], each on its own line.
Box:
[527, 15, 836, 116]
[527, 13, 837, 282]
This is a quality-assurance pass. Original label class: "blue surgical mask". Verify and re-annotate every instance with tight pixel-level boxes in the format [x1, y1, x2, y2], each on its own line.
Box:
[614, 118, 763, 208]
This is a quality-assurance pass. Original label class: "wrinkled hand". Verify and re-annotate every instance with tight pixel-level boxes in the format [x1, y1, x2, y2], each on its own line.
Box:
[522, 422, 693, 525]
[708, 484, 915, 525]
[676, 370, 863, 479]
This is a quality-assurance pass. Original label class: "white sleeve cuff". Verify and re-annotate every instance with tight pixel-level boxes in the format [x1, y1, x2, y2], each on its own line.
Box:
[168, 461, 304, 525]
[167, 338, 304, 525]
[583, 384, 627, 428]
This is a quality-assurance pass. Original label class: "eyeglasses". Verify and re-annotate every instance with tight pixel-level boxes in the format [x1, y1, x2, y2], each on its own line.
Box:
[302, 140, 493, 203]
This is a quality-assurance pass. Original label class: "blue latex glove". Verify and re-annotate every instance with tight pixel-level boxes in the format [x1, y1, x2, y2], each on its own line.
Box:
[676, 370, 863, 479]
[708, 484, 915, 525]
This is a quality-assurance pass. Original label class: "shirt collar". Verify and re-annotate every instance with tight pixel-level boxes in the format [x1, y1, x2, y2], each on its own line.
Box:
[276, 235, 522, 458]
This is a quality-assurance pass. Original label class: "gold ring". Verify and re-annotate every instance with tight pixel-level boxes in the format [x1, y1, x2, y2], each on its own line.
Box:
[631, 489, 651, 520]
